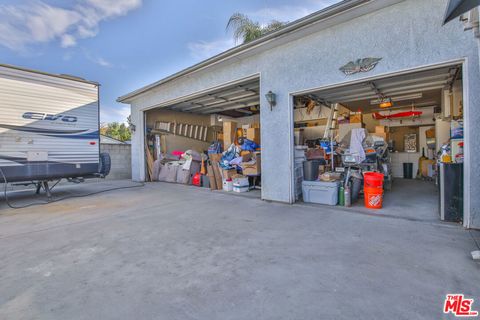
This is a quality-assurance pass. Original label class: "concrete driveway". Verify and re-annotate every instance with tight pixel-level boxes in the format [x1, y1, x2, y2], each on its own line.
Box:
[0, 180, 479, 320]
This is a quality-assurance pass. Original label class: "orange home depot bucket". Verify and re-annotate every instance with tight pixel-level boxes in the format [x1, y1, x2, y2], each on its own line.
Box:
[364, 187, 384, 209]
[364, 172, 384, 189]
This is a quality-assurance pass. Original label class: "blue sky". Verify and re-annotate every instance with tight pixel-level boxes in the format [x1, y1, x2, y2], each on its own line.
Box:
[0, 0, 339, 123]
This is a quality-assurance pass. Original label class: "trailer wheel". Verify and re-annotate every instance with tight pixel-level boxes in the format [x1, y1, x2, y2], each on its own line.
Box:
[99, 153, 111, 177]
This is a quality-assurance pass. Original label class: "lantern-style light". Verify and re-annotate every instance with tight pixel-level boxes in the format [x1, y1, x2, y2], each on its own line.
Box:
[265, 91, 277, 111]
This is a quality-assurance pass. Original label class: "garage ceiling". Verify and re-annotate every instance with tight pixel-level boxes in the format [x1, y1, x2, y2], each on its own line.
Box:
[165, 78, 260, 118]
[300, 65, 462, 113]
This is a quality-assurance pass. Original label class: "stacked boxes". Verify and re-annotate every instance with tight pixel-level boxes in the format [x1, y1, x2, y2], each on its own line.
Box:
[374, 125, 389, 141]
[223, 121, 237, 150]
[246, 128, 260, 145]
[242, 152, 261, 175]
[233, 176, 249, 193]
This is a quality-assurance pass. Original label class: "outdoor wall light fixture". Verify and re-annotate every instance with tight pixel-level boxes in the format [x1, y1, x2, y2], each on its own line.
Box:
[265, 91, 277, 111]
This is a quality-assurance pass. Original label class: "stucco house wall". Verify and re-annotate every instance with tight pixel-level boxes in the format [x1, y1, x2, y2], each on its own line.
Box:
[125, 0, 480, 228]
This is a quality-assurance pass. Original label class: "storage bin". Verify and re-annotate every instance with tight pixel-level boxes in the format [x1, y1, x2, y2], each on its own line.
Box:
[233, 186, 249, 193]
[223, 179, 233, 192]
[233, 177, 249, 187]
[303, 160, 321, 181]
[302, 180, 340, 205]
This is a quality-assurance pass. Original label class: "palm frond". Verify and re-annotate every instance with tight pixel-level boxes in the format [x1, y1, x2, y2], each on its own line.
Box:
[262, 20, 288, 35]
[227, 13, 287, 44]
[227, 12, 262, 44]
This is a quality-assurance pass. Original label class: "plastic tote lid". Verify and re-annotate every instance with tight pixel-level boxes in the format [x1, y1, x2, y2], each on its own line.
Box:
[302, 180, 341, 187]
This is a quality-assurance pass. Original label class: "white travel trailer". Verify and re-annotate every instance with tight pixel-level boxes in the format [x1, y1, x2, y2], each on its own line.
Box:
[0, 64, 109, 195]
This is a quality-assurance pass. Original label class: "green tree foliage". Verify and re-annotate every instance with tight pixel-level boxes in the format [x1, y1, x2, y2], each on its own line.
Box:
[226, 13, 287, 44]
[100, 122, 131, 142]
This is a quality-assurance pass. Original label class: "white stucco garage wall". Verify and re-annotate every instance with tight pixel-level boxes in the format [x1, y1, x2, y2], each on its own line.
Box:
[125, 0, 480, 227]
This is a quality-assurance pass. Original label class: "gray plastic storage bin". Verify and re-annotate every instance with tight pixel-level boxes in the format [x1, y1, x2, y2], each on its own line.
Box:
[302, 180, 340, 205]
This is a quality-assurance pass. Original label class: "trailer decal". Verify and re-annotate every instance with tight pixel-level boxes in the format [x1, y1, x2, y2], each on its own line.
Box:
[0, 124, 99, 139]
[0, 124, 87, 134]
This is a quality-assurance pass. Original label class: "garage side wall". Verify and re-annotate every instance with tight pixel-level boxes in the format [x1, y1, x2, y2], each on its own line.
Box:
[127, 0, 480, 219]
[130, 106, 145, 182]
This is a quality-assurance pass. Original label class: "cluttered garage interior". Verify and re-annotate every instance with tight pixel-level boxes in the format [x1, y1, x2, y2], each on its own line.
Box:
[143, 77, 262, 197]
[292, 63, 464, 222]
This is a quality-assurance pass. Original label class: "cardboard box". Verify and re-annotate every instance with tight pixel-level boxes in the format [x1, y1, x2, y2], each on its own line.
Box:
[206, 165, 217, 190]
[209, 153, 222, 163]
[251, 122, 260, 129]
[247, 128, 260, 145]
[375, 126, 388, 133]
[223, 121, 237, 150]
[350, 113, 363, 123]
[425, 127, 435, 139]
[222, 169, 237, 180]
[241, 151, 252, 162]
[243, 165, 260, 176]
[242, 152, 261, 175]
[212, 162, 223, 190]
[209, 154, 223, 190]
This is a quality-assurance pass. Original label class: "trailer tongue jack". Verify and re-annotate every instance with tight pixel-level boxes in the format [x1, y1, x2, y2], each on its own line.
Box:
[35, 181, 53, 199]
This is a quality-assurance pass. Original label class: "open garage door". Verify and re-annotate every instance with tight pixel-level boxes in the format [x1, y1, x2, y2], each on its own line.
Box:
[159, 77, 260, 116]
[293, 64, 465, 223]
[144, 77, 262, 198]
[308, 66, 458, 111]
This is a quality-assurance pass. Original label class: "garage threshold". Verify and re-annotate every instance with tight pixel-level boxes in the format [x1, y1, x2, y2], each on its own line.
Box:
[152, 182, 262, 200]
[213, 188, 261, 199]
[295, 179, 449, 225]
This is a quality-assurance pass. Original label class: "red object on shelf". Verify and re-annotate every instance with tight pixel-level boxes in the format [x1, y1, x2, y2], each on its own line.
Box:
[372, 111, 422, 120]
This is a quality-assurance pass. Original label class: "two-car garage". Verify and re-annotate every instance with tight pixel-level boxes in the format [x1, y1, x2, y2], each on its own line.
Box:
[118, 0, 480, 228]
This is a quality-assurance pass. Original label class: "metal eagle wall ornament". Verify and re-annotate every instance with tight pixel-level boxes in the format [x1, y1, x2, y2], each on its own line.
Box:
[339, 58, 382, 75]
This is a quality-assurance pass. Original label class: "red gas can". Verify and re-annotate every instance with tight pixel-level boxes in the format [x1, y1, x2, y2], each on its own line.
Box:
[192, 172, 202, 187]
